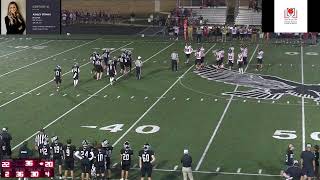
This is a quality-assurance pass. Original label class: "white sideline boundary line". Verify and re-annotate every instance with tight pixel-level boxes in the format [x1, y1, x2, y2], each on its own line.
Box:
[0, 40, 54, 58]
[301, 45, 306, 151]
[0, 42, 133, 109]
[12, 42, 175, 150]
[0, 38, 100, 78]
[112, 44, 217, 147]
[195, 44, 260, 171]
[130, 167, 281, 177]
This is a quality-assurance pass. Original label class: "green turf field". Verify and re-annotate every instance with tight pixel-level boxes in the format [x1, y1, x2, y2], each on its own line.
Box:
[0, 35, 319, 180]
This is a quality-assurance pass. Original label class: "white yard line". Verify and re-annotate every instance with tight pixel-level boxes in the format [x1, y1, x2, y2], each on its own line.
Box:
[112, 44, 217, 147]
[0, 40, 54, 58]
[195, 44, 260, 171]
[12, 42, 175, 150]
[301, 45, 306, 151]
[0, 39, 100, 78]
[0, 42, 132, 109]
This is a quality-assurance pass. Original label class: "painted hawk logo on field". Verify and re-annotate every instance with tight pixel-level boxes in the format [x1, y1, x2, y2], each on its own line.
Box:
[194, 65, 320, 102]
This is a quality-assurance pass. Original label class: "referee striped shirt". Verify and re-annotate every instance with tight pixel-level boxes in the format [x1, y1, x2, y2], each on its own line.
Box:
[35, 133, 48, 147]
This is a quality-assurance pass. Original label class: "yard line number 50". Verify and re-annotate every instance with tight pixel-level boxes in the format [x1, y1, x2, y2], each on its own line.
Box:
[273, 130, 320, 140]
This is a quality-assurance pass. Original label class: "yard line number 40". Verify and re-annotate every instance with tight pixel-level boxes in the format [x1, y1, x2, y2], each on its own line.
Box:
[273, 130, 320, 140]
[99, 124, 160, 134]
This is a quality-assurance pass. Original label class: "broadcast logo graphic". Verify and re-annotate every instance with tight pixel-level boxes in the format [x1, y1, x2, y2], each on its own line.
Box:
[284, 7, 298, 24]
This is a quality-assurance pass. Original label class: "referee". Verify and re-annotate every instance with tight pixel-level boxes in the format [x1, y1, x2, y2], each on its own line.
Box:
[34, 129, 48, 150]
[135, 56, 143, 80]
[171, 50, 179, 72]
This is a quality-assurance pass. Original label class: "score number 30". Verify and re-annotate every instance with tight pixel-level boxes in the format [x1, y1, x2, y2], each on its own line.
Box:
[273, 130, 320, 140]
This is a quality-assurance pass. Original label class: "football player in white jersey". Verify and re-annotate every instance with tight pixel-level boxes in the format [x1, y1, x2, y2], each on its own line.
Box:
[184, 43, 193, 64]
[195, 48, 202, 70]
[242, 46, 248, 65]
[256, 49, 264, 71]
[237, 52, 244, 74]
[227, 47, 234, 70]
[200, 46, 205, 68]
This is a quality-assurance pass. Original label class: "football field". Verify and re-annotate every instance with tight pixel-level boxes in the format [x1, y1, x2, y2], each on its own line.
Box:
[1, 35, 320, 180]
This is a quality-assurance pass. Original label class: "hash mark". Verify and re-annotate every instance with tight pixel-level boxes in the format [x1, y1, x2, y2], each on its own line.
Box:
[63, 94, 67, 97]
[36, 93, 41, 96]
[173, 165, 178, 170]
[237, 168, 241, 173]
[10, 92, 15, 95]
[49, 93, 54, 96]
[216, 167, 220, 172]
[144, 96, 148, 100]
[103, 95, 108, 98]
[117, 96, 121, 99]
[130, 96, 135, 99]
[77, 94, 81, 97]
[258, 169, 262, 174]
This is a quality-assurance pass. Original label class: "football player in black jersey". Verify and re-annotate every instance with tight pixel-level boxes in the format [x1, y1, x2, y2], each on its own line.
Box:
[139, 143, 156, 180]
[94, 145, 107, 180]
[72, 63, 80, 87]
[75, 140, 94, 180]
[101, 139, 113, 180]
[38, 138, 51, 160]
[120, 141, 134, 180]
[50, 136, 63, 179]
[95, 55, 103, 80]
[54, 65, 62, 91]
[63, 139, 76, 180]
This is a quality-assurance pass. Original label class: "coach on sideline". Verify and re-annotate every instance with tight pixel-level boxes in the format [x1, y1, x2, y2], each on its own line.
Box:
[135, 56, 143, 80]
[181, 149, 194, 180]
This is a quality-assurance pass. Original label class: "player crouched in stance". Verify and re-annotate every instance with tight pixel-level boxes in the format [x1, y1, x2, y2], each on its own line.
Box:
[215, 49, 224, 69]
[139, 143, 156, 180]
[63, 139, 76, 180]
[227, 47, 235, 70]
[54, 65, 62, 91]
[120, 141, 134, 180]
[237, 52, 244, 74]
[107, 57, 117, 85]
[282, 160, 303, 180]
[194, 48, 202, 70]
[72, 63, 80, 87]
[50, 136, 64, 179]
[75, 140, 94, 180]
[93, 144, 107, 180]
[184, 43, 193, 64]
[256, 49, 264, 71]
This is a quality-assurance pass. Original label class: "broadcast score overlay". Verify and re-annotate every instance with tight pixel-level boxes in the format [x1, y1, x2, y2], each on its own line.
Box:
[0, 0, 60, 35]
[262, 0, 318, 32]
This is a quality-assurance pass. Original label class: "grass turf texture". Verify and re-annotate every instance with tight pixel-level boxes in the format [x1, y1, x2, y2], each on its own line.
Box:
[0, 35, 319, 180]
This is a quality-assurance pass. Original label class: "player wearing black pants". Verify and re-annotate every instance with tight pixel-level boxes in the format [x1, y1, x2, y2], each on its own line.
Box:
[94, 145, 107, 180]
[139, 143, 155, 180]
[120, 141, 134, 180]
[54, 65, 62, 91]
[50, 136, 63, 179]
[63, 139, 76, 180]
[75, 140, 94, 180]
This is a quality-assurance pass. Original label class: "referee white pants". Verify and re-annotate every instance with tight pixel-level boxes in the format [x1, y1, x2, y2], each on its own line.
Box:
[182, 167, 194, 180]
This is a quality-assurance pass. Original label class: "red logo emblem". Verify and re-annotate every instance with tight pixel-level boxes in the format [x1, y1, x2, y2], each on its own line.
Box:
[284, 8, 298, 18]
